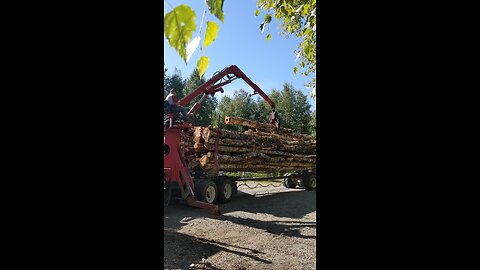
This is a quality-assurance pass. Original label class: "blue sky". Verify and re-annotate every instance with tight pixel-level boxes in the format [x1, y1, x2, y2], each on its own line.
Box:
[164, 0, 316, 111]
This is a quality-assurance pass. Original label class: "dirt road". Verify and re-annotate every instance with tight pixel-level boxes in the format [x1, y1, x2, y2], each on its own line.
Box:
[164, 183, 317, 270]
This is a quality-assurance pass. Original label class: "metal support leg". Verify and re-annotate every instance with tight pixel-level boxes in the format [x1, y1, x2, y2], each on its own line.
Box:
[185, 196, 221, 216]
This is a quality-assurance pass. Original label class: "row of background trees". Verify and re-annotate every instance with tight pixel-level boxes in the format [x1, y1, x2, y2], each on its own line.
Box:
[164, 65, 316, 139]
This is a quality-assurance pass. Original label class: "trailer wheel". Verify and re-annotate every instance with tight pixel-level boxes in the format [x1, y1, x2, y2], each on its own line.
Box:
[283, 173, 297, 188]
[302, 173, 316, 190]
[218, 178, 235, 203]
[195, 180, 218, 204]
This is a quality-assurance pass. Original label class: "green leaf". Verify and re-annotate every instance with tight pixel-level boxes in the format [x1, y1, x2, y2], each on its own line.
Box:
[275, 10, 282, 20]
[197, 56, 209, 79]
[207, 0, 225, 23]
[293, 67, 298, 75]
[164, 5, 196, 64]
[260, 23, 265, 33]
[305, 45, 313, 58]
[284, 3, 293, 14]
[302, 4, 311, 15]
[204, 21, 219, 49]
[264, 14, 272, 24]
[303, 28, 311, 36]
[266, 34, 271, 41]
[255, 9, 260, 16]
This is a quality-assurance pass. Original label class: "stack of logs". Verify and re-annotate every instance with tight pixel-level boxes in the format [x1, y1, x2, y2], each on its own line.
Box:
[180, 116, 316, 174]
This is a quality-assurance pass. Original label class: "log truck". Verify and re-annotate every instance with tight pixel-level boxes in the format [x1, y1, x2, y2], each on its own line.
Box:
[163, 65, 315, 215]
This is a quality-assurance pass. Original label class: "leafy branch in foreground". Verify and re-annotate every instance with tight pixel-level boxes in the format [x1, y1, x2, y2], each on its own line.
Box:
[256, 0, 316, 99]
[164, 0, 225, 79]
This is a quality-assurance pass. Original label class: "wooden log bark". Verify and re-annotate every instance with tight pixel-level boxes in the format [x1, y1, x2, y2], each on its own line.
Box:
[208, 151, 316, 162]
[244, 129, 313, 142]
[203, 161, 315, 167]
[176, 124, 317, 173]
[224, 116, 312, 139]
[183, 147, 196, 153]
[199, 152, 316, 166]
[183, 128, 194, 136]
[196, 144, 316, 157]
[224, 116, 280, 132]
[201, 126, 315, 145]
[203, 163, 314, 172]
[203, 138, 315, 154]
[199, 156, 317, 168]
[204, 137, 316, 148]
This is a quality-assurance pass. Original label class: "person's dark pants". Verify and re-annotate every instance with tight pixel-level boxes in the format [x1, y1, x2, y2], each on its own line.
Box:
[168, 105, 188, 120]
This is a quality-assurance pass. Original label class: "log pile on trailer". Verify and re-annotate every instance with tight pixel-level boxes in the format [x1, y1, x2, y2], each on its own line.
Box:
[180, 116, 316, 174]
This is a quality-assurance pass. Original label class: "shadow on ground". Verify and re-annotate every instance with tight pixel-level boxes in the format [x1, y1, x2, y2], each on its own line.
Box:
[165, 189, 316, 238]
[221, 189, 316, 218]
[164, 229, 271, 269]
[218, 215, 316, 239]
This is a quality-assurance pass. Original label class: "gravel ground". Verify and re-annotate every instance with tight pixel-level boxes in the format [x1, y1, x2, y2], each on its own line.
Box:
[164, 183, 316, 270]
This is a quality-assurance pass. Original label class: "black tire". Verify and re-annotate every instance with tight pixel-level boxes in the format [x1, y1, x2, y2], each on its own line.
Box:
[283, 173, 297, 188]
[164, 180, 172, 208]
[302, 173, 316, 190]
[218, 178, 235, 203]
[195, 180, 218, 204]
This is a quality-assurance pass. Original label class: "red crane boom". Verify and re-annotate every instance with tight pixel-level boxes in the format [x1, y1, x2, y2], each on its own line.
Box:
[178, 65, 279, 128]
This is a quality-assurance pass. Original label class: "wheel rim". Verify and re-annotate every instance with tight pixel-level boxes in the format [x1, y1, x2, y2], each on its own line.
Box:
[310, 177, 316, 188]
[285, 177, 296, 187]
[205, 185, 216, 203]
[223, 183, 232, 199]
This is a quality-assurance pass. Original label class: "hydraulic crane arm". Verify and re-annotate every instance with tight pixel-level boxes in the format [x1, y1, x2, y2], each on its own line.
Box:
[177, 65, 279, 128]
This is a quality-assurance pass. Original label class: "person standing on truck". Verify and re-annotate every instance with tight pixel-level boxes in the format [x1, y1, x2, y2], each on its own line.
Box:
[164, 89, 189, 122]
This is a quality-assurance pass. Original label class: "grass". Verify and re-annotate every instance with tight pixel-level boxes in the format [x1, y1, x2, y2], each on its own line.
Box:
[225, 172, 280, 178]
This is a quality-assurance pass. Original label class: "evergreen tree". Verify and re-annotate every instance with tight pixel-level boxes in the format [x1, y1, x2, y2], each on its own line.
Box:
[292, 89, 312, 134]
[212, 89, 258, 131]
[212, 95, 233, 130]
[213, 83, 312, 135]
[183, 69, 218, 126]
[310, 109, 316, 139]
[164, 68, 186, 100]
[257, 83, 312, 134]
